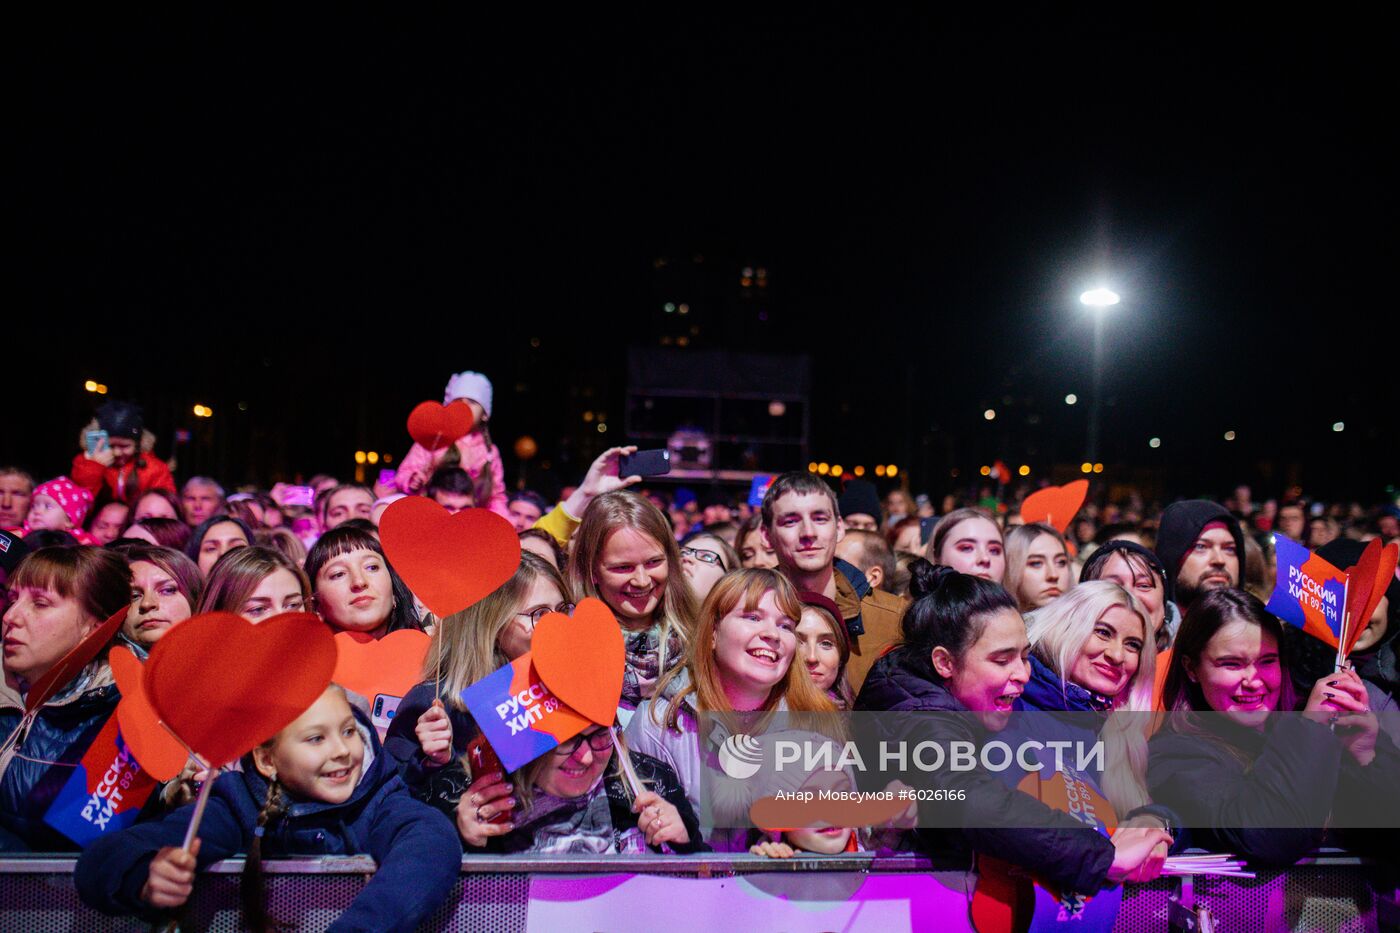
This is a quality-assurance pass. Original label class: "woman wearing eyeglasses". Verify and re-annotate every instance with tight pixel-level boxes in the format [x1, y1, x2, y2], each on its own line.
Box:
[678, 531, 739, 602]
[449, 723, 705, 854]
[384, 552, 573, 793]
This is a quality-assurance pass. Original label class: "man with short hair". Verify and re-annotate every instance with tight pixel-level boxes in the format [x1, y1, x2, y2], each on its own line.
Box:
[427, 469, 475, 514]
[507, 490, 549, 533]
[0, 467, 34, 532]
[181, 477, 226, 527]
[1276, 502, 1306, 542]
[322, 484, 375, 530]
[835, 529, 895, 593]
[837, 479, 882, 533]
[761, 471, 906, 693]
[1155, 500, 1245, 618]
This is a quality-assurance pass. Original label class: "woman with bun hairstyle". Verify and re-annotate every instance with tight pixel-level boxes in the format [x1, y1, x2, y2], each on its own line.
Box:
[1149, 588, 1400, 865]
[924, 507, 1006, 584]
[855, 559, 1171, 899]
[0, 546, 132, 850]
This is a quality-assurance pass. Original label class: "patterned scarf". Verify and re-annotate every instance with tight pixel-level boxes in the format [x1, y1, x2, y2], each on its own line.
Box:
[620, 624, 685, 710]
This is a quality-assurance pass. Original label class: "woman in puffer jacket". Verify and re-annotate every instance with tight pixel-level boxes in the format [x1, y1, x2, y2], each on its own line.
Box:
[0, 546, 131, 851]
[854, 560, 1172, 899]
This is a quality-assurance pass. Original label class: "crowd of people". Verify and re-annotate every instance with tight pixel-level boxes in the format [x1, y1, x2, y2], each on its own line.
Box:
[2, 369, 1397, 929]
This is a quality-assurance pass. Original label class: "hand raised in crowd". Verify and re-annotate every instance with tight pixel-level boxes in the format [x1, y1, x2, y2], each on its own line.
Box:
[1106, 826, 1173, 884]
[84, 437, 115, 467]
[141, 839, 200, 908]
[403, 467, 430, 495]
[159, 759, 213, 809]
[416, 699, 453, 767]
[631, 789, 689, 847]
[456, 771, 515, 847]
[1307, 667, 1379, 765]
[750, 840, 797, 859]
[563, 446, 642, 517]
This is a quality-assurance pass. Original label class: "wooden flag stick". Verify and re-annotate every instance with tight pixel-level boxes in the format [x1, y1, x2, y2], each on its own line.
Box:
[180, 761, 221, 852]
[610, 725, 644, 798]
[1335, 574, 1351, 671]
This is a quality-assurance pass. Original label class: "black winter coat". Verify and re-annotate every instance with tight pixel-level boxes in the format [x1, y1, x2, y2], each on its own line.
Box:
[1148, 712, 1400, 866]
[854, 650, 1116, 896]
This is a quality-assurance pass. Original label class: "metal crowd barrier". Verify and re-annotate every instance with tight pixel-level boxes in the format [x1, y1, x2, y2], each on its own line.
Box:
[1, 850, 1396, 932]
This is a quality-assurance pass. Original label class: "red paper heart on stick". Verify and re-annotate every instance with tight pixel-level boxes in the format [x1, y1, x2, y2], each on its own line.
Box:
[530, 597, 625, 727]
[378, 498, 521, 618]
[111, 646, 190, 781]
[1020, 480, 1090, 535]
[333, 629, 431, 700]
[25, 608, 127, 713]
[144, 612, 337, 766]
[1343, 539, 1400, 657]
[406, 400, 475, 452]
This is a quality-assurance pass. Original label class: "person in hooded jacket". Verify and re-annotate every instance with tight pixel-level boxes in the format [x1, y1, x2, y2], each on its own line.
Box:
[70, 401, 176, 506]
[393, 371, 508, 518]
[1154, 499, 1246, 637]
[74, 685, 460, 933]
[854, 560, 1172, 898]
[0, 546, 131, 851]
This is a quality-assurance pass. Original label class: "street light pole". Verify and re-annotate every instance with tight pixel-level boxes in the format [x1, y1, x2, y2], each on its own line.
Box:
[1079, 287, 1120, 464]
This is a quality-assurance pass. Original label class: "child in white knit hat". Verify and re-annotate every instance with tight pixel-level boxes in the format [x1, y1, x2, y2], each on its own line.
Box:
[393, 371, 508, 518]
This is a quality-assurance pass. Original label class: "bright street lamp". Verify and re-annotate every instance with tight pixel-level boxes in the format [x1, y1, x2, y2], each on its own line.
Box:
[1080, 286, 1121, 462]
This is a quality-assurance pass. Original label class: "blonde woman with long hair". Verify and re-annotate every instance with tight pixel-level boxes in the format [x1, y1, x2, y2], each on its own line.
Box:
[1021, 580, 1160, 820]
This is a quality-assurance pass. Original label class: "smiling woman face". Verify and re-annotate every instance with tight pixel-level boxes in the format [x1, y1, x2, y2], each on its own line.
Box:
[594, 527, 668, 631]
[1066, 604, 1145, 699]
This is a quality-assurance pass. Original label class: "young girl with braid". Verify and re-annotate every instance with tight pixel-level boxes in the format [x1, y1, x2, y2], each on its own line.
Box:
[74, 685, 460, 932]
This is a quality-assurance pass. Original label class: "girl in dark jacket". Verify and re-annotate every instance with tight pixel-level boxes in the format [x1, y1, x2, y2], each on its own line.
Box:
[854, 560, 1171, 898]
[75, 685, 460, 933]
[0, 546, 131, 851]
[1149, 588, 1400, 866]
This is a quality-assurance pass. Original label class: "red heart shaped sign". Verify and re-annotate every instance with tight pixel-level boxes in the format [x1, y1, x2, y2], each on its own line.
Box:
[378, 498, 521, 618]
[144, 611, 337, 766]
[1020, 480, 1090, 534]
[111, 646, 190, 781]
[406, 400, 475, 452]
[530, 598, 625, 727]
[333, 629, 431, 701]
[1343, 539, 1400, 657]
[25, 608, 127, 713]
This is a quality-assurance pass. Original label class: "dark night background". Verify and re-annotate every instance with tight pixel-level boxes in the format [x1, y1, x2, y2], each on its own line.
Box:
[10, 11, 1397, 506]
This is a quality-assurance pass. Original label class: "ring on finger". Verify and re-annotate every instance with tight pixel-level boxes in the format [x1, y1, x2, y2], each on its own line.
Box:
[476, 806, 486, 822]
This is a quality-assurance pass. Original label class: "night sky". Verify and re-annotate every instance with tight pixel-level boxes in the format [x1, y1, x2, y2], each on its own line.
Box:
[11, 12, 1397, 504]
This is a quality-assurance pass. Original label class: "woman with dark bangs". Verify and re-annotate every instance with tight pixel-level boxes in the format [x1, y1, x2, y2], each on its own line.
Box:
[304, 525, 422, 638]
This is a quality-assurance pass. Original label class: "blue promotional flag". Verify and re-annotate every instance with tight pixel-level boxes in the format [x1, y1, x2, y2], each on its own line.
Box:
[1266, 535, 1347, 648]
[44, 716, 158, 847]
[747, 474, 775, 508]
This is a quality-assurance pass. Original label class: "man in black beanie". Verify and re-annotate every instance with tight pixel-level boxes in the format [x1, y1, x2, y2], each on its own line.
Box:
[1154, 499, 1245, 614]
[838, 479, 882, 533]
